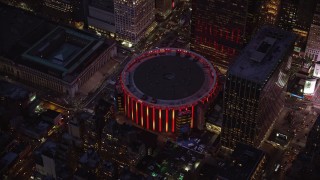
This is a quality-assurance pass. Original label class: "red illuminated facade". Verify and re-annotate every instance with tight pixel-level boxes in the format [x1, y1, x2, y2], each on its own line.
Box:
[117, 48, 219, 134]
[190, 0, 261, 73]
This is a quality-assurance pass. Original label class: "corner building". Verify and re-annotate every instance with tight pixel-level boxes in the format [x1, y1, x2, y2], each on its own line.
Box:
[305, 2, 320, 62]
[114, 0, 155, 45]
[221, 27, 296, 149]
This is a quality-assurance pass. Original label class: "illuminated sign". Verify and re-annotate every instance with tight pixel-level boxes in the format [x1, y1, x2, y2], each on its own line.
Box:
[314, 63, 320, 78]
[276, 70, 288, 87]
[294, 46, 301, 53]
[304, 79, 317, 94]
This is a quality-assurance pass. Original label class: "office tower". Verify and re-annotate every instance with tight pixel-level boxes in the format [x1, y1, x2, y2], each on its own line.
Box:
[40, 0, 88, 23]
[278, 0, 318, 33]
[114, 0, 155, 46]
[94, 99, 113, 150]
[277, 0, 298, 31]
[41, 0, 75, 22]
[87, 0, 116, 38]
[259, 0, 281, 26]
[221, 27, 296, 149]
[190, 0, 261, 73]
[305, 3, 320, 62]
[156, 0, 172, 19]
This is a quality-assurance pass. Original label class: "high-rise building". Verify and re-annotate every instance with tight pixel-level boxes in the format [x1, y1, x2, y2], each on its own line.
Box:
[277, 0, 299, 31]
[305, 3, 320, 62]
[87, 0, 116, 38]
[190, 0, 261, 73]
[259, 0, 281, 26]
[41, 0, 75, 22]
[221, 27, 296, 149]
[155, 0, 172, 19]
[114, 0, 155, 46]
[278, 0, 318, 33]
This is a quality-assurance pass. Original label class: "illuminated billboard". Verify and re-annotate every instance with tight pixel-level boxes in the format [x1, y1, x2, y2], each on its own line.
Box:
[313, 63, 320, 78]
[276, 70, 288, 87]
[304, 79, 317, 94]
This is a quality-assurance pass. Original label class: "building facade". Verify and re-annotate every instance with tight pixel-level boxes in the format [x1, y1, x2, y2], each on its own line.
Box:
[190, 0, 261, 73]
[41, 0, 75, 22]
[155, 0, 172, 19]
[114, 0, 155, 46]
[87, 0, 116, 38]
[116, 48, 219, 135]
[277, 0, 318, 35]
[0, 6, 117, 98]
[305, 3, 320, 62]
[221, 27, 296, 149]
[259, 0, 281, 26]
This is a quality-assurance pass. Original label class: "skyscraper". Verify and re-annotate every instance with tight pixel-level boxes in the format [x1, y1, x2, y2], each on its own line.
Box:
[114, 0, 155, 46]
[41, 0, 75, 22]
[305, 2, 320, 62]
[87, 0, 116, 38]
[190, 0, 261, 73]
[221, 27, 296, 149]
[259, 0, 281, 26]
[278, 0, 318, 33]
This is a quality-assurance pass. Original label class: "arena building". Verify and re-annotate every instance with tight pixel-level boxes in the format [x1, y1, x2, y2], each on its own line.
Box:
[115, 48, 219, 135]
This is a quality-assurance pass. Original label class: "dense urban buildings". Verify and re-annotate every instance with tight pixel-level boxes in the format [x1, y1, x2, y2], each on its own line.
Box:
[190, 0, 261, 73]
[221, 26, 296, 149]
[116, 48, 219, 135]
[155, 0, 172, 19]
[278, 0, 318, 35]
[87, 0, 116, 38]
[0, 4, 116, 97]
[41, 0, 87, 23]
[259, 0, 281, 26]
[114, 0, 156, 46]
[305, 2, 320, 62]
[2, 0, 320, 179]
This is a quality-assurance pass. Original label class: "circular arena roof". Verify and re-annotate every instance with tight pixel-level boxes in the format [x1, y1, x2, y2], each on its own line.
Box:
[121, 48, 218, 108]
[133, 55, 205, 100]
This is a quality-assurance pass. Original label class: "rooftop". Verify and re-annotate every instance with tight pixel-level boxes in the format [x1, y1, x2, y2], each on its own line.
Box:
[229, 26, 296, 84]
[90, 0, 114, 12]
[0, 4, 112, 83]
[41, 109, 61, 119]
[198, 143, 265, 179]
[229, 143, 266, 179]
[134, 55, 205, 100]
[0, 81, 29, 100]
[122, 48, 217, 107]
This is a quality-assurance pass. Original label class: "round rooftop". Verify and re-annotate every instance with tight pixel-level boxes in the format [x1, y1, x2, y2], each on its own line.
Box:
[133, 55, 205, 100]
[121, 48, 218, 108]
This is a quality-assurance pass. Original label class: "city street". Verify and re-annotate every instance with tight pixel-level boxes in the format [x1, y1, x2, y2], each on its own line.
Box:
[262, 95, 319, 179]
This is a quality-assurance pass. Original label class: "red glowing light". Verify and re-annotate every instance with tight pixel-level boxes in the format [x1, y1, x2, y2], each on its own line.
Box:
[172, 110, 175, 133]
[127, 96, 130, 118]
[191, 106, 194, 128]
[135, 102, 138, 124]
[146, 106, 149, 129]
[131, 99, 134, 121]
[166, 109, 169, 132]
[159, 110, 162, 132]
[153, 107, 155, 131]
[141, 103, 144, 126]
